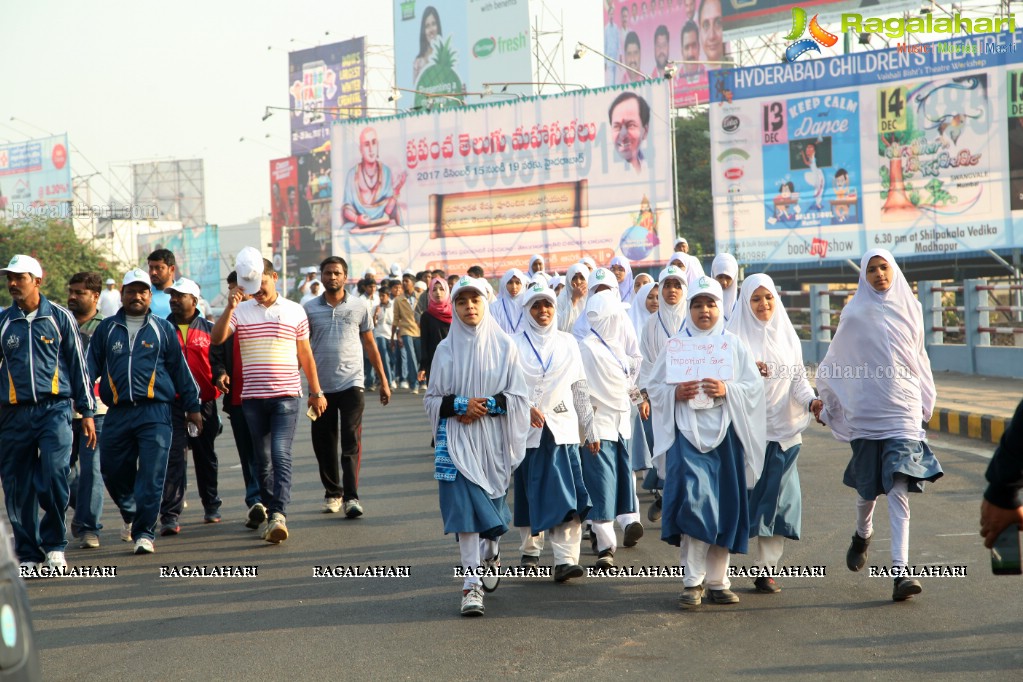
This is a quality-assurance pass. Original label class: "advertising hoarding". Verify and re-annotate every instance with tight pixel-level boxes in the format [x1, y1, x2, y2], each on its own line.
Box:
[0, 134, 71, 207]
[288, 38, 366, 155]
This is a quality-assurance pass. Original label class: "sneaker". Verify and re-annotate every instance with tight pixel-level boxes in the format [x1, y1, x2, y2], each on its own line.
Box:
[460, 585, 485, 617]
[892, 576, 923, 602]
[203, 511, 222, 524]
[590, 532, 598, 555]
[321, 497, 343, 514]
[343, 499, 364, 519]
[480, 554, 501, 593]
[120, 522, 133, 543]
[44, 551, 67, 572]
[399, 381, 410, 390]
[411, 385, 420, 395]
[623, 521, 645, 548]
[846, 532, 870, 572]
[707, 588, 740, 605]
[264, 513, 288, 544]
[753, 576, 781, 593]
[79, 532, 100, 549]
[133, 538, 155, 555]
[521, 554, 540, 569]
[595, 548, 615, 570]
[391, 381, 399, 390]
[246, 503, 268, 529]
[19, 562, 39, 579]
[647, 493, 662, 522]
[679, 584, 704, 609]
[160, 523, 180, 536]
[554, 563, 585, 583]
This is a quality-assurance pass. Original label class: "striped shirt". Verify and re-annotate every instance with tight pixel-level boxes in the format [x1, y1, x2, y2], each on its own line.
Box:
[229, 296, 309, 399]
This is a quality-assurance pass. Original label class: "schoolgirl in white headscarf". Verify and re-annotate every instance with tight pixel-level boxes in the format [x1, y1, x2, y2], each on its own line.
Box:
[491, 268, 527, 335]
[816, 248, 942, 602]
[579, 255, 598, 272]
[424, 276, 531, 617]
[527, 254, 546, 276]
[627, 280, 658, 345]
[578, 291, 644, 568]
[511, 282, 595, 581]
[669, 251, 707, 288]
[549, 273, 564, 295]
[727, 273, 819, 593]
[556, 263, 589, 334]
[609, 255, 635, 304]
[572, 268, 620, 340]
[647, 275, 766, 608]
[711, 253, 739, 322]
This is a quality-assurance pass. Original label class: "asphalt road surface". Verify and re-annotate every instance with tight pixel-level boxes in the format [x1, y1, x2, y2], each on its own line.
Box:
[28, 391, 1023, 680]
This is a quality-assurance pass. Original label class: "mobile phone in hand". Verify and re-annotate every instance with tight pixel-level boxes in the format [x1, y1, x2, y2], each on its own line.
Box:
[306, 405, 318, 421]
[991, 523, 1021, 575]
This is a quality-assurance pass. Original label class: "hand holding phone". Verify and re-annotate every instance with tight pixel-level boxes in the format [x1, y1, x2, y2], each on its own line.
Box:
[991, 524, 1021, 575]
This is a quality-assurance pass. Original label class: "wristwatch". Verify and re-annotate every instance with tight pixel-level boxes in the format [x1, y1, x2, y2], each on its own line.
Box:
[311, 391, 325, 398]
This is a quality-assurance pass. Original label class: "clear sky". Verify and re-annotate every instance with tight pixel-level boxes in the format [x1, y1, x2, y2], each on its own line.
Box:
[3, 0, 601, 227]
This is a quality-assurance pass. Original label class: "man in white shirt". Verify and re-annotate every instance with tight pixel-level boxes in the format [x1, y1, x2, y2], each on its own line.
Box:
[98, 278, 121, 317]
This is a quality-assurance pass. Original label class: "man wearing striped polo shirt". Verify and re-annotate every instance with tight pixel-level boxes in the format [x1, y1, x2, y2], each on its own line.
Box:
[211, 248, 327, 543]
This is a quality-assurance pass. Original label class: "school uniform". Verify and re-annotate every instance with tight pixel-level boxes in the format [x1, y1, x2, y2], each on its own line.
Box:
[555, 263, 589, 334]
[491, 269, 527, 335]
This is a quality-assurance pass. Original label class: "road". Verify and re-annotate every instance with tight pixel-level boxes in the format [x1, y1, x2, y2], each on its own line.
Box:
[29, 390, 1023, 680]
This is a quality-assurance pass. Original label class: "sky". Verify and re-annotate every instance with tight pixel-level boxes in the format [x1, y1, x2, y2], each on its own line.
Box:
[3, 0, 602, 227]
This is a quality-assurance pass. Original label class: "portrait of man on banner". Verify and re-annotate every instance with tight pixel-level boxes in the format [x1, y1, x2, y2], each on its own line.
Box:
[339, 126, 408, 254]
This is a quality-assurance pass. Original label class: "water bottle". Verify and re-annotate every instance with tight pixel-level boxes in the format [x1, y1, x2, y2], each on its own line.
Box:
[187, 421, 200, 438]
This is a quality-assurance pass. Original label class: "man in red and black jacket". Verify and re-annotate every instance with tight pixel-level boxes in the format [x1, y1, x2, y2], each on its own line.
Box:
[158, 278, 225, 534]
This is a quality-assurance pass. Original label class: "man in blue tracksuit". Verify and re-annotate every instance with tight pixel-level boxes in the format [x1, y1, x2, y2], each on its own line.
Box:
[0, 254, 96, 574]
[87, 268, 202, 555]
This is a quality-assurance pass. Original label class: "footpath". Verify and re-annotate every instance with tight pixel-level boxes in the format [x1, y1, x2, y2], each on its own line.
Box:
[929, 370, 1020, 444]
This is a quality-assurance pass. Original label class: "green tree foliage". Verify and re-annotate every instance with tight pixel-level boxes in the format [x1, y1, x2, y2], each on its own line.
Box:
[674, 109, 714, 256]
[0, 216, 114, 308]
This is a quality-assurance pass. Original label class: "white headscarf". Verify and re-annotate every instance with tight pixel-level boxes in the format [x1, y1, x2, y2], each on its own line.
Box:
[579, 256, 598, 271]
[492, 268, 527, 334]
[572, 267, 621, 340]
[628, 281, 658, 345]
[639, 266, 688, 388]
[557, 263, 589, 333]
[528, 254, 546, 275]
[726, 273, 815, 445]
[549, 273, 564, 290]
[579, 291, 634, 426]
[711, 253, 739, 320]
[669, 252, 707, 288]
[530, 271, 551, 289]
[646, 275, 766, 488]
[817, 248, 935, 442]
[424, 277, 530, 498]
[515, 282, 586, 448]
[609, 254, 635, 303]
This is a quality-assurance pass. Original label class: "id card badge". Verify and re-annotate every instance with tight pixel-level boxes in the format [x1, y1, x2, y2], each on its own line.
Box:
[628, 386, 644, 405]
[530, 383, 545, 409]
[689, 387, 715, 410]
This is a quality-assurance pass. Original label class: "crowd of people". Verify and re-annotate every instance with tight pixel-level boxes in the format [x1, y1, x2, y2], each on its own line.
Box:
[0, 239, 1020, 620]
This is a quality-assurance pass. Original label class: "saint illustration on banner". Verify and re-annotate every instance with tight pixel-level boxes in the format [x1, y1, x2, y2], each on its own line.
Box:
[339, 126, 409, 255]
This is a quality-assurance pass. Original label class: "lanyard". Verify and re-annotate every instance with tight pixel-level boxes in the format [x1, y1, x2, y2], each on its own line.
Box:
[522, 332, 552, 375]
[658, 310, 683, 339]
[590, 328, 629, 377]
[684, 328, 726, 337]
[501, 299, 523, 332]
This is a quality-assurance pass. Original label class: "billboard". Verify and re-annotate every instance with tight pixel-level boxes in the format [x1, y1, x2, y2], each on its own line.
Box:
[602, 0, 731, 107]
[269, 157, 299, 249]
[393, 0, 533, 108]
[331, 81, 676, 278]
[132, 159, 206, 229]
[136, 224, 220, 301]
[709, 30, 1023, 265]
[0, 134, 71, 207]
[288, 38, 366, 155]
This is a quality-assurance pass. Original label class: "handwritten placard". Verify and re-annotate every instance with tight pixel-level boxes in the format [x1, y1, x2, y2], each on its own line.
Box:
[665, 337, 734, 384]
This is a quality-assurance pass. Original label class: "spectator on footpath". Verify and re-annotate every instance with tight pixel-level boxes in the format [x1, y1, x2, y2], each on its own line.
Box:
[372, 285, 396, 390]
[424, 276, 530, 616]
[392, 273, 422, 393]
[0, 255, 96, 573]
[210, 271, 263, 527]
[418, 277, 452, 389]
[147, 249, 177, 318]
[87, 268, 202, 555]
[306, 257, 391, 518]
[211, 248, 327, 544]
[980, 397, 1023, 547]
[98, 277, 121, 317]
[65, 272, 107, 549]
[159, 277, 224, 535]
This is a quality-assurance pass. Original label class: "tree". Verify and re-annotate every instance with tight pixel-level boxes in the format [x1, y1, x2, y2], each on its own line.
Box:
[674, 109, 714, 255]
[0, 216, 115, 307]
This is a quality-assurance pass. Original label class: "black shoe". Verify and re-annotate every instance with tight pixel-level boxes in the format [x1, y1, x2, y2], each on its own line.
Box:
[892, 576, 922, 602]
[647, 493, 662, 523]
[623, 521, 645, 548]
[753, 576, 781, 593]
[595, 549, 615, 570]
[846, 533, 870, 572]
[707, 588, 740, 604]
[678, 584, 704, 609]
[590, 532, 598, 555]
[521, 554, 540, 568]
[554, 563, 585, 583]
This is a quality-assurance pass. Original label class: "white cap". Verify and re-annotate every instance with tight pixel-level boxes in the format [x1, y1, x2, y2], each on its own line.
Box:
[363, 267, 377, 278]
[413, 281, 427, 292]
[674, 237, 688, 249]
[235, 247, 265, 295]
[389, 263, 402, 277]
[105, 278, 115, 285]
[0, 254, 42, 278]
[122, 268, 152, 288]
[166, 277, 201, 299]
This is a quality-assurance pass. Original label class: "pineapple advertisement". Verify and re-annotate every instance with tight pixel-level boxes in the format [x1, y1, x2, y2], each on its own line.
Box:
[393, 0, 533, 104]
[331, 81, 676, 278]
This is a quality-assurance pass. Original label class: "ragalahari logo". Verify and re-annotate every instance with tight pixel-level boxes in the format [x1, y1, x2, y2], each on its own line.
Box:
[784, 8, 839, 62]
